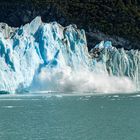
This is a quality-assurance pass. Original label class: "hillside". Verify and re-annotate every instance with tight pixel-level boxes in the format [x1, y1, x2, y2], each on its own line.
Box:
[0, 0, 140, 49]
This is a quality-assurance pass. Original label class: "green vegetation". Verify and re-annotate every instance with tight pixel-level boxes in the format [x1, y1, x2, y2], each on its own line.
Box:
[0, 0, 140, 44]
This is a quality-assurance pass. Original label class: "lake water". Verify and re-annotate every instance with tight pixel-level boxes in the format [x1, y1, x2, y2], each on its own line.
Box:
[0, 93, 140, 140]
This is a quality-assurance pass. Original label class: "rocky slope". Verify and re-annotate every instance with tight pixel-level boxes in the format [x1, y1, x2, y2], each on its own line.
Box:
[0, 0, 140, 49]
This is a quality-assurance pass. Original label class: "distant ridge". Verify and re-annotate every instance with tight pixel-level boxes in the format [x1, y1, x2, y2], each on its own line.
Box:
[0, 0, 140, 49]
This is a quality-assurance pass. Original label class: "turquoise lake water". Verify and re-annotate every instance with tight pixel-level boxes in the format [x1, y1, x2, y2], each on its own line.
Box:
[0, 93, 140, 140]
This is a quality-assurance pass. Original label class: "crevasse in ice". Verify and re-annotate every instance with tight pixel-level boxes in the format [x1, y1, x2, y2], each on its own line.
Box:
[0, 17, 139, 93]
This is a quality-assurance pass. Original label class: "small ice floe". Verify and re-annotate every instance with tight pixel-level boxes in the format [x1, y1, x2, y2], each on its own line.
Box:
[2, 105, 24, 108]
[2, 106, 14, 108]
[113, 95, 119, 98]
[131, 94, 140, 98]
[55, 94, 63, 98]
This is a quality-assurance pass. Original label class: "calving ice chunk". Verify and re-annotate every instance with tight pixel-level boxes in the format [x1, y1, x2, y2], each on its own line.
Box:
[0, 16, 90, 92]
[0, 17, 139, 93]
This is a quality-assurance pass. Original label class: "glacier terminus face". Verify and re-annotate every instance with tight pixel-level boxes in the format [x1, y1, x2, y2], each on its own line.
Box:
[0, 17, 139, 94]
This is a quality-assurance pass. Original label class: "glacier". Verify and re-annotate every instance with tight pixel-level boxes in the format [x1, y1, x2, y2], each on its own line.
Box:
[0, 16, 139, 94]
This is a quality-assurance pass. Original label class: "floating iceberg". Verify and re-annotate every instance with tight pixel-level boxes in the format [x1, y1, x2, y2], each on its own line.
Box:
[0, 17, 139, 93]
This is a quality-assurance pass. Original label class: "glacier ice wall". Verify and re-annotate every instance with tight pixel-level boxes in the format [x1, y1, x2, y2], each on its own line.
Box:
[0, 17, 139, 93]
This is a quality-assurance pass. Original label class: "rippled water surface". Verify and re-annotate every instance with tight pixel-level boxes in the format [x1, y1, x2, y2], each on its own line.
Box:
[0, 93, 140, 140]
